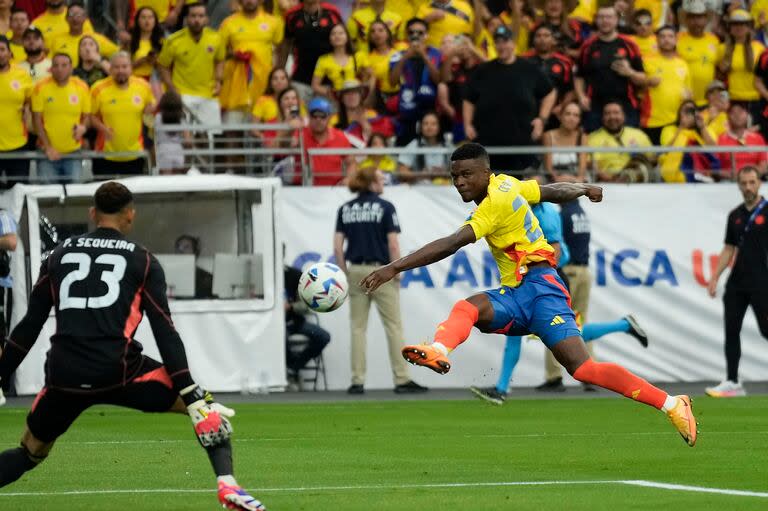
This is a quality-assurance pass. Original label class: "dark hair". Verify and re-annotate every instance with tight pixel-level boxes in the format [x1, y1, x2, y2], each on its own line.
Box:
[655, 24, 676, 36]
[11, 6, 28, 17]
[602, 100, 625, 113]
[406, 17, 428, 32]
[0, 35, 9, 52]
[728, 100, 749, 112]
[737, 165, 760, 180]
[264, 67, 289, 96]
[329, 22, 355, 56]
[276, 86, 299, 120]
[675, 99, 698, 126]
[94, 182, 133, 214]
[186, 2, 207, 14]
[451, 142, 489, 165]
[76, 35, 100, 67]
[530, 23, 555, 39]
[52, 52, 73, 64]
[67, 1, 86, 15]
[158, 89, 184, 124]
[130, 7, 163, 56]
[633, 9, 652, 23]
[367, 132, 388, 147]
[368, 19, 393, 53]
[174, 234, 200, 256]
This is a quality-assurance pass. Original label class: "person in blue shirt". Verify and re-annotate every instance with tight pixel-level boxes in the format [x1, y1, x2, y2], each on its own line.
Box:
[470, 201, 648, 405]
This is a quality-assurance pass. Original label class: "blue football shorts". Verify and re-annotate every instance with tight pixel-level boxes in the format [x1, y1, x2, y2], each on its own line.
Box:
[483, 266, 581, 348]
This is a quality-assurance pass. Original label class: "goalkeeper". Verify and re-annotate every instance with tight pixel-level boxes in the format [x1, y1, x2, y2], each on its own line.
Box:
[0, 182, 264, 511]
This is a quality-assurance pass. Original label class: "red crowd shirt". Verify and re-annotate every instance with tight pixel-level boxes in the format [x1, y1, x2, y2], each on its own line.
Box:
[717, 131, 768, 178]
[302, 126, 352, 186]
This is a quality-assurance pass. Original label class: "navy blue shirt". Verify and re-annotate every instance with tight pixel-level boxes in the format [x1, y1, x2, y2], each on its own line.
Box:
[335, 192, 400, 265]
[560, 199, 591, 265]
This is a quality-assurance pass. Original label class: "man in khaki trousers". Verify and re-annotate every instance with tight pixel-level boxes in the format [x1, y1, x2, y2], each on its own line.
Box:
[333, 168, 427, 394]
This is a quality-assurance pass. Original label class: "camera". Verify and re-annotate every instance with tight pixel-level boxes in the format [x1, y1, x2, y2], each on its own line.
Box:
[683, 106, 696, 116]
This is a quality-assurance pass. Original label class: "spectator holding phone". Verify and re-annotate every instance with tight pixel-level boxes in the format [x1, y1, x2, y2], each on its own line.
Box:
[659, 99, 718, 183]
[129, 6, 164, 81]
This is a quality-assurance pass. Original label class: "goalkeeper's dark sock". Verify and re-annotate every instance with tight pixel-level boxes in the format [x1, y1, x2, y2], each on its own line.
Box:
[0, 446, 43, 487]
[205, 439, 234, 477]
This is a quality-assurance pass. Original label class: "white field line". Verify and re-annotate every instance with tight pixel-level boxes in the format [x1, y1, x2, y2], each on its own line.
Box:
[0, 430, 761, 445]
[0, 480, 766, 498]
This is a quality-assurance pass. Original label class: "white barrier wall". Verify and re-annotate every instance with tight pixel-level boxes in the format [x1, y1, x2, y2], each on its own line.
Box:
[282, 184, 768, 390]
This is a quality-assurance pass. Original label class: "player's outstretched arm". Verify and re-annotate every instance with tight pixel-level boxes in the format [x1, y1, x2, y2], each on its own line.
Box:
[360, 225, 476, 294]
[0, 262, 54, 384]
[539, 183, 603, 203]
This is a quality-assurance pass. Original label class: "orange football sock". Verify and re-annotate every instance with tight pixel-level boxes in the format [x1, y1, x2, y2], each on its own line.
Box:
[433, 300, 479, 352]
[572, 358, 667, 410]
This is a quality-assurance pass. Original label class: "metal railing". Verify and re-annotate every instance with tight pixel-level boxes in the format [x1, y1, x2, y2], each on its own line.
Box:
[0, 150, 151, 185]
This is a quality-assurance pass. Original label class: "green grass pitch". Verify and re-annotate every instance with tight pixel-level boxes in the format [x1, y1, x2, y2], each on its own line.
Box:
[0, 396, 766, 510]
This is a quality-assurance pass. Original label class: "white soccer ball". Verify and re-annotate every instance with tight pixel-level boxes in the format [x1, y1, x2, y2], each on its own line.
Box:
[298, 262, 349, 312]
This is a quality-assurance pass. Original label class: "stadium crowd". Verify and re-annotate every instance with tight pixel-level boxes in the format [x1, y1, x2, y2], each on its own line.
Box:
[1, 0, 768, 185]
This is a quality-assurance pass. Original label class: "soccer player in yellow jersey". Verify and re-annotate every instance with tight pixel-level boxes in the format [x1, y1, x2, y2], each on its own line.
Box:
[641, 26, 692, 144]
[0, 35, 33, 184]
[347, 0, 404, 49]
[361, 143, 699, 447]
[218, 0, 283, 122]
[417, 0, 474, 49]
[90, 52, 154, 176]
[31, 53, 90, 183]
[677, 1, 718, 106]
[49, 3, 119, 65]
[157, 3, 225, 128]
[33, 0, 93, 42]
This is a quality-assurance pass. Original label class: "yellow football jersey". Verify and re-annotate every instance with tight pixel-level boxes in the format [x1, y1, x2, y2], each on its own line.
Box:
[463, 174, 555, 288]
[677, 32, 719, 106]
[31, 76, 91, 153]
[49, 32, 119, 65]
[417, 0, 474, 49]
[156, 27, 226, 99]
[0, 66, 33, 151]
[641, 55, 691, 128]
[717, 40, 765, 101]
[91, 77, 154, 160]
[33, 10, 94, 42]
[313, 51, 370, 91]
[347, 7, 404, 48]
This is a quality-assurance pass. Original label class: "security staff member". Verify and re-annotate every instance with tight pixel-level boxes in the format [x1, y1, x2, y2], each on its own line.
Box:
[706, 166, 768, 398]
[333, 168, 427, 395]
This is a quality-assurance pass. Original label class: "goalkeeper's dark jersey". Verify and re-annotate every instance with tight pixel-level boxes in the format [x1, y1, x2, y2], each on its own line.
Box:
[0, 227, 195, 393]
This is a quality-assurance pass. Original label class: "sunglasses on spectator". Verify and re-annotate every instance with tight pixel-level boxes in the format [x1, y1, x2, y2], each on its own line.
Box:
[310, 112, 328, 119]
[407, 30, 426, 36]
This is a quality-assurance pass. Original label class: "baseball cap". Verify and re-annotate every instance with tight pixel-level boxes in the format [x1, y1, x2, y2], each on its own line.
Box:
[682, 0, 708, 15]
[728, 9, 753, 23]
[493, 25, 514, 41]
[308, 97, 332, 115]
[23, 25, 43, 38]
[706, 80, 726, 93]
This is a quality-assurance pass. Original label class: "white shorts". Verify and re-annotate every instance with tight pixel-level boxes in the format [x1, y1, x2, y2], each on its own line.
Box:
[181, 94, 222, 134]
[222, 108, 249, 125]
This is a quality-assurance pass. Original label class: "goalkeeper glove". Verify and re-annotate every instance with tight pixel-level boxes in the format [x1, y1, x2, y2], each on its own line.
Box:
[180, 385, 234, 447]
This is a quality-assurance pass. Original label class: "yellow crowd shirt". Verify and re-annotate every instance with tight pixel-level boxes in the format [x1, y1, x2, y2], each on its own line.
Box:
[131, 0, 173, 23]
[31, 76, 91, 153]
[347, 7, 404, 48]
[417, 0, 474, 49]
[463, 174, 556, 288]
[367, 47, 401, 94]
[157, 27, 226, 99]
[677, 32, 719, 106]
[313, 51, 370, 91]
[701, 109, 728, 139]
[132, 39, 159, 78]
[0, 66, 33, 151]
[588, 127, 652, 176]
[218, 10, 284, 109]
[91, 77, 154, 160]
[751, 0, 768, 25]
[33, 10, 94, 42]
[641, 55, 691, 128]
[49, 32, 119, 65]
[717, 40, 765, 101]
[629, 34, 658, 59]
[10, 42, 26, 62]
[658, 125, 717, 182]
[571, 0, 597, 22]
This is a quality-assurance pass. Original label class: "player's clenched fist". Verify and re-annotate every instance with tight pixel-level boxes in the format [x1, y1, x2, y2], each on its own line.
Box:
[360, 265, 397, 294]
[584, 185, 603, 202]
[181, 385, 234, 447]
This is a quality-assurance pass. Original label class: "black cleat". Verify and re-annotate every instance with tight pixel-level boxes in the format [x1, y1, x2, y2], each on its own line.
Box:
[347, 384, 364, 394]
[535, 377, 566, 392]
[625, 314, 648, 348]
[394, 380, 429, 394]
[469, 386, 506, 405]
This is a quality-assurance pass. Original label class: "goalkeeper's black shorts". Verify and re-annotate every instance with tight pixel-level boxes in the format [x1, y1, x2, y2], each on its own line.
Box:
[27, 356, 179, 443]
